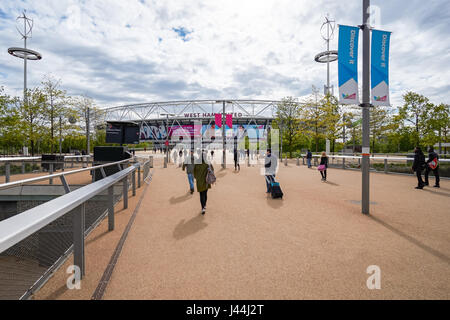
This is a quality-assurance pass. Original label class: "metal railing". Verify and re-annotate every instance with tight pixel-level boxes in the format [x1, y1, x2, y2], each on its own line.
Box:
[296, 154, 450, 177]
[0, 157, 151, 300]
[0, 155, 93, 183]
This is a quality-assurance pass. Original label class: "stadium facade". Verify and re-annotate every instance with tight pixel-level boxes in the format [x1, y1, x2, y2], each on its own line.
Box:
[104, 100, 282, 149]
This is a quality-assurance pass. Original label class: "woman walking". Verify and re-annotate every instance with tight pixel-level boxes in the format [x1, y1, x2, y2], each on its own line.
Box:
[194, 152, 215, 215]
[234, 148, 240, 171]
[318, 151, 328, 181]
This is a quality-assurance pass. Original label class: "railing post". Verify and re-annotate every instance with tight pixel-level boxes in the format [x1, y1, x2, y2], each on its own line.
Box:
[137, 165, 141, 188]
[73, 203, 86, 278]
[384, 159, 388, 174]
[132, 170, 136, 196]
[49, 163, 54, 185]
[123, 176, 128, 209]
[5, 162, 10, 183]
[108, 186, 114, 231]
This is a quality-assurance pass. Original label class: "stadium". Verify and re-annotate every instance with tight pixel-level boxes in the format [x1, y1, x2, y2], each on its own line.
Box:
[103, 99, 283, 149]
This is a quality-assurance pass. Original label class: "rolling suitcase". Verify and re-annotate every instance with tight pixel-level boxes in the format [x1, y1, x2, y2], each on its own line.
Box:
[266, 176, 283, 199]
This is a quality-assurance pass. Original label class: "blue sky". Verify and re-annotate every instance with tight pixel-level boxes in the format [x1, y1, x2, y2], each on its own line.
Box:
[0, 0, 449, 108]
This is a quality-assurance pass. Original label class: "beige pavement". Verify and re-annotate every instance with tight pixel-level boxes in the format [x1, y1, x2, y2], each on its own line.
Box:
[96, 162, 450, 299]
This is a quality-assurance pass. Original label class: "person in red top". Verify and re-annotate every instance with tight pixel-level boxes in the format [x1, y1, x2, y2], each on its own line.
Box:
[425, 147, 440, 188]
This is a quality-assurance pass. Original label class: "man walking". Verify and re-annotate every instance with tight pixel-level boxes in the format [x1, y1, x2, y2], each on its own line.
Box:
[306, 149, 312, 168]
[412, 146, 426, 189]
[264, 149, 278, 193]
[425, 147, 440, 188]
[182, 150, 195, 194]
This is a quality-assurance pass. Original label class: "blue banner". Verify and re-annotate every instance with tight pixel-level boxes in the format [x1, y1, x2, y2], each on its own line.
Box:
[338, 25, 360, 105]
[371, 29, 391, 106]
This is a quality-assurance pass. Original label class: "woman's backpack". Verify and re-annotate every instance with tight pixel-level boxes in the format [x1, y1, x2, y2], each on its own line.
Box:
[206, 164, 216, 185]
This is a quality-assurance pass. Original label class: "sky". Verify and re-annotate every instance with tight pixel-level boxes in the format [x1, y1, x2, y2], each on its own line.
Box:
[0, 0, 449, 109]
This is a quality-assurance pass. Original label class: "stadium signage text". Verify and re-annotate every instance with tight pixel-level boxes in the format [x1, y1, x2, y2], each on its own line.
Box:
[183, 112, 243, 118]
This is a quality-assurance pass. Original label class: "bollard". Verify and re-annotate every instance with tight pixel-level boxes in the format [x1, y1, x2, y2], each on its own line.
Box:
[297, 157, 300, 166]
[343, 158, 346, 169]
[164, 157, 167, 168]
[108, 186, 114, 231]
[384, 159, 388, 174]
[22, 162, 25, 174]
[73, 203, 86, 278]
[149, 156, 154, 168]
[5, 162, 10, 183]
[284, 156, 288, 166]
[302, 156, 305, 165]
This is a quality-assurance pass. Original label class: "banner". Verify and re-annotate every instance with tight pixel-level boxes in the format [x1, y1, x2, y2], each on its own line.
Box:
[338, 25, 360, 105]
[226, 114, 233, 129]
[371, 29, 391, 106]
[215, 113, 222, 127]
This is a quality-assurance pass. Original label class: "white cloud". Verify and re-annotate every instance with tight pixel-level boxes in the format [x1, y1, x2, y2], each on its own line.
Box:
[0, 0, 449, 108]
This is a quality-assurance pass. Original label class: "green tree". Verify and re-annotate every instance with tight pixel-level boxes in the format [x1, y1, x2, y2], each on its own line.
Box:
[425, 103, 449, 153]
[321, 94, 341, 153]
[370, 105, 390, 153]
[274, 96, 303, 158]
[303, 87, 327, 152]
[18, 88, 46, 155]
[399, 91, 432, 146]
[42, 76, 67, 154]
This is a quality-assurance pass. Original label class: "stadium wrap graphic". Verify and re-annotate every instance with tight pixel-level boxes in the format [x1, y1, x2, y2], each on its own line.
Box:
[371, 29, 391, 106]
[338, 25, 360, 105]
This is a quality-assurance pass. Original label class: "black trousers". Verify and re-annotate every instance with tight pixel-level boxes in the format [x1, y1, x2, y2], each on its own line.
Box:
[200, 190, 208, 209]
[416, 169, 424, 187]
[425, 166, 440, 185]
[320, 170, 327, 180]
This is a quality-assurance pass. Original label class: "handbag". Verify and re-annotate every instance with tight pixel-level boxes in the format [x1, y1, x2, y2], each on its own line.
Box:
[206, 164, 216, 185]
[428, 158, 438, 170]
[317, 164, 326, 171]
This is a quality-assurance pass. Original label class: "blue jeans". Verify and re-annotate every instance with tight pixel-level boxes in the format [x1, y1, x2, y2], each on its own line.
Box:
[307, 158, 311, 168]
[187, 173, 194, 190]
[265, 175, 275, 193]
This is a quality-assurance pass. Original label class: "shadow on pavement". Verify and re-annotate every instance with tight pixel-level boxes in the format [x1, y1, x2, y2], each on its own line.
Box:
[173, 215, 208, 240]
[324, 181, 340, 186]
[369, 215, 450, 265]
[43, 284, 69, 300]
[421, 188, 450, 198]
[169, 192, 192, 204]
[266, 195, 284, 209]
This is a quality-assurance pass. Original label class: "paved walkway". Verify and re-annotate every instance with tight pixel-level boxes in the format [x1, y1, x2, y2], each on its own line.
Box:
[36, 161, 450, 299]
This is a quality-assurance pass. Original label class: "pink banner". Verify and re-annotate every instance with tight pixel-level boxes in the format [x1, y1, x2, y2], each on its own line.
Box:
[226, 114, 233, 129]
[215, 113, 222, 128]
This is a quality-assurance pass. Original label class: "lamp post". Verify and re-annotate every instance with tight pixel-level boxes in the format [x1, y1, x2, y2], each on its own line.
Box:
[8, 11, 42, 105]
[361, 0, 371, 214]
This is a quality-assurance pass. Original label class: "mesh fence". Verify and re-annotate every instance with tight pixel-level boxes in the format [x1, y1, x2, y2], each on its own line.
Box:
[0, 179, 127, 300]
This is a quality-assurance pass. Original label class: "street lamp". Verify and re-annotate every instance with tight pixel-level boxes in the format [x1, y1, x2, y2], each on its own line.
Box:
[8, 11, 42, 105]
